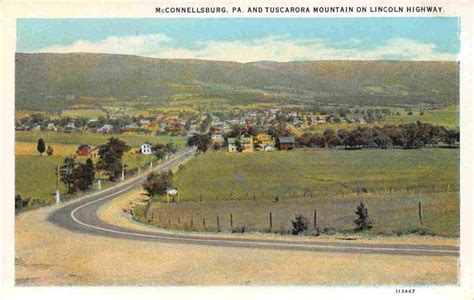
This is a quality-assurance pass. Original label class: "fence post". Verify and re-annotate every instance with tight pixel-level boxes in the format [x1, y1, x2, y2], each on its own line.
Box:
[269, 212, 273, 229]
[178, 217, 180, 224]
[418, 202, 423, 224]
[314, 210, 317, 230]
[230, 213, 233, 227]
[447, 184, 450, 193]
[217, 216, 220, 230]
[202, 218, 206, 228]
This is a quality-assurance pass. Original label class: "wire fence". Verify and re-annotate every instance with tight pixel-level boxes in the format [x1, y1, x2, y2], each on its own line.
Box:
[139, 193, 459, 237]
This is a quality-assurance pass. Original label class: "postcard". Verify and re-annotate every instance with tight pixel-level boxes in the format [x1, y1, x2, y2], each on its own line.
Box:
[1, 0, 473, 299]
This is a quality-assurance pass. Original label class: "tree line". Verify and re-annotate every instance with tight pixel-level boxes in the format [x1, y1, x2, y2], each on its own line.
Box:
[295, 122, 459, 149]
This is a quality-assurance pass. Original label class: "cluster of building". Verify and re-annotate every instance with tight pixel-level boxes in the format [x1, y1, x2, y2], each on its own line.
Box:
[225, 135, 295, 153]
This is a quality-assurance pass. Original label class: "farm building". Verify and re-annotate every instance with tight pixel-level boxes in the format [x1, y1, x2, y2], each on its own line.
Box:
[140, 142, 154, 155]
[276, 136, 295, 151]
[76, 144, 91, 156]
[241, 135, 254, 153]
[211, 134, 225, 143]
[263, 144, 274, 151]
[228, 138, 238, 153]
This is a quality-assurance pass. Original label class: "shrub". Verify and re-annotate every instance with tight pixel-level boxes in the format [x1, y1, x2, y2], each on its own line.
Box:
[291, 214, 309, 235]
[354, 202, 373, 232]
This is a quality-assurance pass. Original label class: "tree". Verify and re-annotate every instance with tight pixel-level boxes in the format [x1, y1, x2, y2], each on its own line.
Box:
[354, 202, 373, 232]
[72, 163, 89, 192]
[323, 129, 341, 148]
[37, 138, 46, 156]
[84, 158, 95, 187]
[187, 134, 211, 153]
[15, 194, 28, 213]
[291, 214, 309, 235]
[60, 157, 76, 194]
[337, 129, 350, 149]
[142, 171, 173, 198]
[444, 128, 460, 147]
[46, 145, 54, 156]
[154, 149, 165, 160]
[97, 137, 130, 181]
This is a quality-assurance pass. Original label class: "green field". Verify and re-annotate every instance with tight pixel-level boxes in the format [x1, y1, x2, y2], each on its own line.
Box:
[15, 153, 159, 201]
[147, 148, 459, 237]
[149, 192, 459, 237]
[384, 105, 459, 128]
[169, 148, 459, 202]
[15, 131, 186, 148]
[15, 131, 185, 203]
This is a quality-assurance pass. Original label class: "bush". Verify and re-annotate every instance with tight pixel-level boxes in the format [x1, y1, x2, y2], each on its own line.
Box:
[291, 214, 309, 235]
[15, 194, 49, 213]
[15, 195, 28, 213]
[354, 202, 373, 232]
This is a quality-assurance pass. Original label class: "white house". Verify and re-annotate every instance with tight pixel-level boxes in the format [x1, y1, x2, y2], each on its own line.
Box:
[140, 142, 153, 155]
[263, 144, 274, 151]
[228, 138, 238, 153]
[211, 134, 225, 143]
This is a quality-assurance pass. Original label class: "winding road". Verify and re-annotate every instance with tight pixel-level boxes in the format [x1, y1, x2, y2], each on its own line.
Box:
[47, 149, 459, 257]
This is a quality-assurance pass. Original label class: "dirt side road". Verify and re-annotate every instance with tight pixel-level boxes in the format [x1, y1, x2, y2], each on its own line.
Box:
[15, 191, 458, 286]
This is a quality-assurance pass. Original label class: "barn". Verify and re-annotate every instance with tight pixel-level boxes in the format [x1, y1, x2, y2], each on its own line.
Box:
[76, 144, 92, 156]
[276, 136, 295, 151]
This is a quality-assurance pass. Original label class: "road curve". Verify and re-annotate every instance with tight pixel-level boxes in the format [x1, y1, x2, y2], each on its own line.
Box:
[48, 150, 459, 257]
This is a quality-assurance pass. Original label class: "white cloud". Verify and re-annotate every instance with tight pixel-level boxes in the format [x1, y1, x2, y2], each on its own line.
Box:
[39, 34, 171, 56]
[37, 34, 457, 62]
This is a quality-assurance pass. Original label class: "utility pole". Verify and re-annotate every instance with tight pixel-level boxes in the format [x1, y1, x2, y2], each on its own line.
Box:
[138, 155, 141, 173]
[97, 169, 102, 190]
[121, 160, 125, 182]
[55, 164, 61, 204]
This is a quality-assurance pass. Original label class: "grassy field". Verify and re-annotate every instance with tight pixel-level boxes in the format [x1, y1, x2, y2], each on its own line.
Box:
[15, 152, 158, 201]
[168, 148, 459, 202]
[15, 131, 186, 148]
[15, 155, 68, 200]
[145, 148, 459, 237]
[384, 104, 459, 128]
[149, 192, 459, 237]
[16, 142, 78, 157]
[307, 105, 459, 135]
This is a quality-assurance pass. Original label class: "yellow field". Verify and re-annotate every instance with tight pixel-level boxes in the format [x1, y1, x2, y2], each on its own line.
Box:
[15, 142, 80, 157]
[61, 109, 106, 118]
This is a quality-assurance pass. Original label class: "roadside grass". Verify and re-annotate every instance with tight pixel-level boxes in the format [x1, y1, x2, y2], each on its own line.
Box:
[15, 154, 158, 202]
[15, 131, 186, 148]
[148, 192, 459, 237]
[16, 156, 65, 200]
[169, 148, 459, 203]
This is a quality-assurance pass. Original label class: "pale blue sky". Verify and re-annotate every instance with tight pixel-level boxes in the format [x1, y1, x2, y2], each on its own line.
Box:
[16, 18, 460, 62]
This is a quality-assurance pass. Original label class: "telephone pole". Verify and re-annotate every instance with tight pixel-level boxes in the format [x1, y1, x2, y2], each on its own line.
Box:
[55, 164, 61, 204]
[121, 160, 125, 182]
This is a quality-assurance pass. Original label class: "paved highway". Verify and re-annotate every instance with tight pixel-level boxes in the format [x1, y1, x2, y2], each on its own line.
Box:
[48, 149, 459, 257]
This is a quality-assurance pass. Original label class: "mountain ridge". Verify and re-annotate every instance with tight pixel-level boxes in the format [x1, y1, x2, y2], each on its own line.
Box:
[15, 52, 459, 110]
